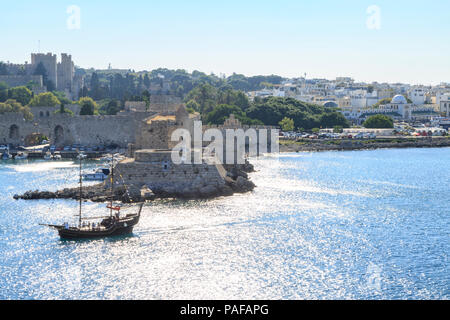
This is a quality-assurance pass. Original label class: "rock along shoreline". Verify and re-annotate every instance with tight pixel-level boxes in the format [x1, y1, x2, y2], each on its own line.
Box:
[13, 163, 256, 203]
[280, 137, 450, 153]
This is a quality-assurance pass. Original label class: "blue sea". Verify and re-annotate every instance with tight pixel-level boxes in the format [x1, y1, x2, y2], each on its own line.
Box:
[0, 148, 448, 300]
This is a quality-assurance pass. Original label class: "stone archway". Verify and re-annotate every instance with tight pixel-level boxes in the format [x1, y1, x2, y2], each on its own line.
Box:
[9, 125, 20, 140]
[54, 125, 64, 145]
[24, 133, 49, 146]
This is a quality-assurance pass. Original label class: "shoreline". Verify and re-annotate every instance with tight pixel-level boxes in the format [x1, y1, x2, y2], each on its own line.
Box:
[13, 163, 256, 203]
[279, 137, 450, 153]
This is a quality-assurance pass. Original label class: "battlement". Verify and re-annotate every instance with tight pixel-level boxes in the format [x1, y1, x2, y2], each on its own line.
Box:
[0, 75, 44, 87]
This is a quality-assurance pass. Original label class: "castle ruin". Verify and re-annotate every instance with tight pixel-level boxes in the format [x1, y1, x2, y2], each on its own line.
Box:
[1, 53, 82, 100]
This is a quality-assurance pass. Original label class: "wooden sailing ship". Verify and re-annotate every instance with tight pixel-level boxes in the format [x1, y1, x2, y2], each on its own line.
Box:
[42, 154, 143, 240]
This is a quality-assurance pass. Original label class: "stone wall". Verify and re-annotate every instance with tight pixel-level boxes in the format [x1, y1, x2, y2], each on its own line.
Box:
[124, 101, 147, 112]
[113, 149, 227, 196]
[0, 75, 44, 87]
[149, 95, 183, 113]
[0, 75, 46, 94]
[135, 117, 175, 150]
[0, 111, 155, 147]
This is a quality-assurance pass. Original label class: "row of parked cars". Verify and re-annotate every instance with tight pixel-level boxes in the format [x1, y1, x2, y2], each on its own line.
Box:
[281, 132, 377, 140]
[52, 145, 107, 153]
[282, 132, 320, 139]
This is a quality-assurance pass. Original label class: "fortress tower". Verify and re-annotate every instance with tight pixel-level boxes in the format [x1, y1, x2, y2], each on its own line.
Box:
[31, 53, 58, 88]
[57, 53, 75, 93]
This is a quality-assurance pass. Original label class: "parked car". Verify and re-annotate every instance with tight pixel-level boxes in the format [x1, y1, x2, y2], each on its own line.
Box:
[63, 146, 71, 151]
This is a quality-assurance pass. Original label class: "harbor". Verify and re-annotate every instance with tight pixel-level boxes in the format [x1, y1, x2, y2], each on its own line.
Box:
[1, 148, 448, 299]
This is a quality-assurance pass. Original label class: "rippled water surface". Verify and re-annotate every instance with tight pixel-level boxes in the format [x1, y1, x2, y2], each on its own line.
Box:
[0, 149, 449, 300]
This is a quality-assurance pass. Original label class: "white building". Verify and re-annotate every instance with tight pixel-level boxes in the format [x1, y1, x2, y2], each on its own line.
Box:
[408, 87, 427, 105]
[440, 95, 450, 117]
[435, 90, 450, 105]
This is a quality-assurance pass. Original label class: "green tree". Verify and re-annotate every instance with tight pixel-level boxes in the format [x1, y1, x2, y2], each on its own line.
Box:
[54, 103, 74, 116]
[52, 91, 72, 105]
[185, 83, 218, 114]
[8, 86, 33, 105]
[33, 62, 55, 91]
[363, 114, 394, 128]
[0, 99, 33, 121]
[186, 99, 200, 112]
[0, 62, 9, 75]
[143, 73, 151, 88]
[279, 117, 295, 132]
[29, 92, 61, 107]
[204, 104, 245, 125]
[0, 82, 9, 102]
[105, 99, 121, 115]
[90, 72, 102, 100]
[78, 97, 98, 115]
[319, 112, 350, 128]
[204, 104, 261, 125]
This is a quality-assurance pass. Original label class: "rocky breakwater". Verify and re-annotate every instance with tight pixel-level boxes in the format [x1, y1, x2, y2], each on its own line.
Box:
[14, 150, 256, 203]
[280, 137, 450, 152]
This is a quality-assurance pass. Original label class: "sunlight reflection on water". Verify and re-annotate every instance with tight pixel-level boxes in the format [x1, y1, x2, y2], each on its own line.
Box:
[0, 149, 449, 300]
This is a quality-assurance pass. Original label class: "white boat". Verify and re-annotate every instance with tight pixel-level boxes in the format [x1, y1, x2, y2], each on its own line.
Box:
[100, 154, 113, 162]
[43, 152, 53, 160]
[100, 153, 125, 162]
[82, 168, 110, 181]
[15, 152, 28, 160]
[2, 152, 13, 160]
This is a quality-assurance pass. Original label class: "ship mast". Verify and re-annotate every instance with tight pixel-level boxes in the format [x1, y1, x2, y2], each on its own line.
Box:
[78, 153, 82, 228]
[110, 157, 114, 218]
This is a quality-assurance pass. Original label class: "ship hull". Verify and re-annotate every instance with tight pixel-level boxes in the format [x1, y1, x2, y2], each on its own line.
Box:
[56, 215, 140, 240]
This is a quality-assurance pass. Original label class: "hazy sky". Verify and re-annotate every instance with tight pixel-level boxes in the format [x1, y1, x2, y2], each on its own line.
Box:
[1, 0, 449, 85]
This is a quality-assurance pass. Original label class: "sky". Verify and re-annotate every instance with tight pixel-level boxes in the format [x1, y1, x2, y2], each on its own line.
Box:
[1, 0, 450, 85]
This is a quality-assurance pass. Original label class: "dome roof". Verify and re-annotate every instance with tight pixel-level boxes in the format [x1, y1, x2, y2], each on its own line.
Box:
[391, 95, 407, 104]
[323, 101, 339, 108]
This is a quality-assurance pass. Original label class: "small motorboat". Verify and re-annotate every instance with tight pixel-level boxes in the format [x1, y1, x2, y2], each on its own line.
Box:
[15, 152, 28, 160]
[100, 154, 113, 162]
[43, 152, 53, 160]
[83, 168, 110, 181]
[77, 153, 87, 160]
[2, 152, 13, 160]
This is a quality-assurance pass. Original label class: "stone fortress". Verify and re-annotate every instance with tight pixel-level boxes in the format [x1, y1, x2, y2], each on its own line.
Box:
[0, 53, 82, 100]
[9, 94, 278, 200]
[113, 98, 277, 199]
